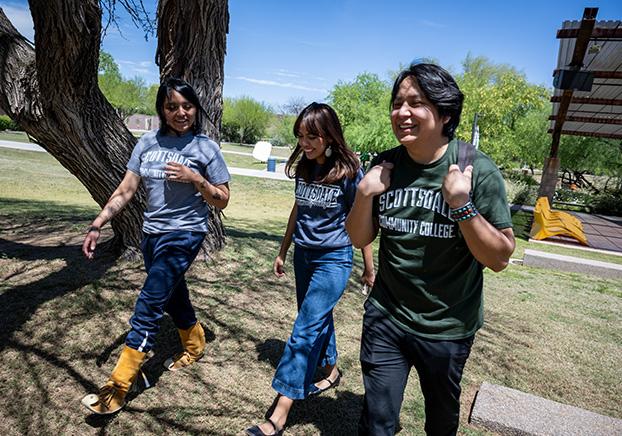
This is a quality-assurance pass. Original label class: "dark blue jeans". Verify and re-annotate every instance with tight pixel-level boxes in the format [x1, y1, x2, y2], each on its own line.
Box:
[125, 231, 205, 352]
[272, 245, 353, 400]
[358, 301, 474, 436]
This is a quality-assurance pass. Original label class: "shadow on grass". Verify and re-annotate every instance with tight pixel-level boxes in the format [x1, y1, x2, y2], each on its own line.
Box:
[227, 227, 283, 243]
[287, 390, 364, 436]
[0, 200, 372, 434]
[510, 208, 533, 241]
[0, 237, 120, 352]
[0, 197, 97, 221]
[251, 338, 365, 435]
[256, 338, 286, 369]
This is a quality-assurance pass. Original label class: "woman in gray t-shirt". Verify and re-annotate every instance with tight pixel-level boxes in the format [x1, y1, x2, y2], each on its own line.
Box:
[80, 77, 230, 415]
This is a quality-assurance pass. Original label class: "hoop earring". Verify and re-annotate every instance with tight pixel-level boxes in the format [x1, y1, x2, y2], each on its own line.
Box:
[324, 146, 333, 158]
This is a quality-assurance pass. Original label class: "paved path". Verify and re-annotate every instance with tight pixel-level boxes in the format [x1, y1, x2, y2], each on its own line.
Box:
[0, 139, 292, 181]
[0, 139, 45, 152]
[228, 166, 290, 181]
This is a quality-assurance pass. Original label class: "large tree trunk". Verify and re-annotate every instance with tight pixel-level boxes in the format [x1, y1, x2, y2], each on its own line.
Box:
[156, 0, 229, 252]
[0, 0, 229, 254]
[0, 1, 144, 249]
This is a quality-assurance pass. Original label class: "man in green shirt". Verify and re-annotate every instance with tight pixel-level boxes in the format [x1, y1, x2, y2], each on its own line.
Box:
[346, 63, 515, 435]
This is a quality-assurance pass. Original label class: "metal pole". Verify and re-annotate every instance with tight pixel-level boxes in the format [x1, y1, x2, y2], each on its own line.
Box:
[471, 113, 480, 148]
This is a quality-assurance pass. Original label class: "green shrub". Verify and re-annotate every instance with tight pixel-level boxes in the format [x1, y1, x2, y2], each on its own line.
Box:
[0, 115, 19, 131]
[505, 178, 538, 205]
[553, 187, 594, 205]
[592, 190, 622, 216]
[267, 114, 296, 148]
[503, 170, 539, 186]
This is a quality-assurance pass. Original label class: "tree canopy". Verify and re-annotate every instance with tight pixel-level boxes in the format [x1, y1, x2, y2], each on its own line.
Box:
[221, 96, 271, 144]
[329, 72, 395, 153]
[98, 51, 158, 119]
[455, 54, 550, 167]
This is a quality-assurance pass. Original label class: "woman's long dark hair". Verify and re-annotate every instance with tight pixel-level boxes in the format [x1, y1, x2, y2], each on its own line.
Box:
[156, 77, 207, 136]
[285, 102, 360, 184]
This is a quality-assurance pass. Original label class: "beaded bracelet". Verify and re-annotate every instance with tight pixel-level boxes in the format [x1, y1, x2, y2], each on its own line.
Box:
[450, 200, 479, 222]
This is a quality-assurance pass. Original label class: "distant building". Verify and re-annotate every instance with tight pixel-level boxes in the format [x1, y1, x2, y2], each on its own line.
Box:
[126, 114, 160, 132]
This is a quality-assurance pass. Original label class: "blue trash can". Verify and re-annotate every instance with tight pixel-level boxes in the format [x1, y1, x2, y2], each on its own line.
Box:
[267, 157, 276, 172]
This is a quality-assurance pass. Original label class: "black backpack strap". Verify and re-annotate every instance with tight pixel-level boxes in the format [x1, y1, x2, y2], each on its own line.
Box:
[457, 140, 476, 171]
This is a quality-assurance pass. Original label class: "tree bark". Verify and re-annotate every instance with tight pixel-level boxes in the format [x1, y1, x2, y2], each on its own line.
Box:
[0, 0, 230, 254]
[0, 1, 144, 249]
[156, 0, 229, 252]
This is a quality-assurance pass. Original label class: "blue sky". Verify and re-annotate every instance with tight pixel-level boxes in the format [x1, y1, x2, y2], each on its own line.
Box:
[2, 0, 621, 109]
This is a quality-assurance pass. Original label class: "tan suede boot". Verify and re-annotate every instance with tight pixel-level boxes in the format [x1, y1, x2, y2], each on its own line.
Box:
[164, 322, 206, 371]
[81, 346, 146, 415]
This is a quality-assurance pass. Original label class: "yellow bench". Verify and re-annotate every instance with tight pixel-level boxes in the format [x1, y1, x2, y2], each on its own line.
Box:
[530, 196, 589, 246]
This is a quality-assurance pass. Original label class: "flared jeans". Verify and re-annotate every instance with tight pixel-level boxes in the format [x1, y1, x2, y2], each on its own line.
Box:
[272, 245, 353, 400]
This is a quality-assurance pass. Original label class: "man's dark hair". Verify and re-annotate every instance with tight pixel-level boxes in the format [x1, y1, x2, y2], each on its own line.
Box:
[390, 63, 464, 140]
[156, 77, 207, 135]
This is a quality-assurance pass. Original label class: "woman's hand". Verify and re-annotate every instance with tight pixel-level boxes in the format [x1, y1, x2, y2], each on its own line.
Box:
[274, 254, 286, 278]
[165, 162, 198, 183]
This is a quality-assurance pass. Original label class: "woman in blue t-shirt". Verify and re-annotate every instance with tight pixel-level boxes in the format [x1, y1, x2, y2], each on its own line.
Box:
[80, 77, 230, 415]
[247, 103, 375, 436]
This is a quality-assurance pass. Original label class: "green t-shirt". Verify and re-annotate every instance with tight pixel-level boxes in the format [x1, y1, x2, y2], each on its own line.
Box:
[369, 139, 512, 340]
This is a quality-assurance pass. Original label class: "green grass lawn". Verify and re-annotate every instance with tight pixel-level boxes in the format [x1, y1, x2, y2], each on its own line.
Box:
[0, 147, 620, 435]
[0, 130, 32, 143]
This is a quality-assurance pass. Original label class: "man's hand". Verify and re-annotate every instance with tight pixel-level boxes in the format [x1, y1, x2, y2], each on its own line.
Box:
[442, 164, 472, 209]
[358, 162, 394, 197]
[360, 268, 375, 287]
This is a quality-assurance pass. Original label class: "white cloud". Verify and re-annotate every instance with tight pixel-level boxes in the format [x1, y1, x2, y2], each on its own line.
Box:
[231, 76, 327, 93]
[418, 20, 446, 29]
[274, 69, 301, 78]
[118, 60, 155, 68]
[2, 3, 34, 41]
[272, 69, 328, 83]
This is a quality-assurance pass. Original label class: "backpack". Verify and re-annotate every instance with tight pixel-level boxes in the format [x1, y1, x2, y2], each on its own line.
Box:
[457, 140, 476, 171]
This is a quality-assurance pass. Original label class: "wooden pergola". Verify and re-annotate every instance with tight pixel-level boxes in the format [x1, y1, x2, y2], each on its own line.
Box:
[538, 7, 622, 201]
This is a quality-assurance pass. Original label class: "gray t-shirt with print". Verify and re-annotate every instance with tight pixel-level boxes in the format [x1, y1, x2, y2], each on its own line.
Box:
[127, 130, 230, 234]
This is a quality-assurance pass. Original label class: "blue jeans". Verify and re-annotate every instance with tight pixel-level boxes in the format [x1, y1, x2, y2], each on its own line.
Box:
[272, 245, 353, 400]
[125, 231, 205, 352]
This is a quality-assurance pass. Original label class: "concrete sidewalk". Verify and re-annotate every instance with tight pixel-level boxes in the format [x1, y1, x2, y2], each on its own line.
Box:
[0, 139, 45, 152]
[228, 166, 291, 181]
[0, 140, 292, 181]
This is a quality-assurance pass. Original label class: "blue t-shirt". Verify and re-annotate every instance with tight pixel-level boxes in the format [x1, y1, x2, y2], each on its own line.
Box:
[127, 130, 230, 234]
[293, 167, 363, 249]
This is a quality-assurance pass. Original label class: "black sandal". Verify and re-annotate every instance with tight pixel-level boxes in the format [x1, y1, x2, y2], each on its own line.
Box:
[245, 417, 283, 436]
[310, 368, 342, 396]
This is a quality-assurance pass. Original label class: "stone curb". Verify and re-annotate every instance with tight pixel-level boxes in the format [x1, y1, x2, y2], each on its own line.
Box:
[470, 382, 622, 435]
